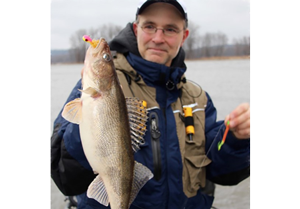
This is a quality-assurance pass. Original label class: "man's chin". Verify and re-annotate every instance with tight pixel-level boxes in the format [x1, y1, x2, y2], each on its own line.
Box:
[145, 55, 167, 65]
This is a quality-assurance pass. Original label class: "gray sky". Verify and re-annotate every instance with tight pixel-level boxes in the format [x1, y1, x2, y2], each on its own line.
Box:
[51, 0, 250, 50]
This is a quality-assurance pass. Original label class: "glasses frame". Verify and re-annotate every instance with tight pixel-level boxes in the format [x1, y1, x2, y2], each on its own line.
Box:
[138, 24, 185, 37]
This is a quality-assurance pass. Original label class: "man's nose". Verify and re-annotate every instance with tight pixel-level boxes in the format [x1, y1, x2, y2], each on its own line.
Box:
[152, 29, 165, 43]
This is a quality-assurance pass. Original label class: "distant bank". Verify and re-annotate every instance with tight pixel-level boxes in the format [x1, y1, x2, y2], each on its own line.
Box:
[51, 45, 250, 64]
[188, 55, 250, 61]
[51, 55, 250, 65]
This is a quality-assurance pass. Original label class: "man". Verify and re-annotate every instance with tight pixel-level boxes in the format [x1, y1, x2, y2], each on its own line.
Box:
[51, 0, 250, 208]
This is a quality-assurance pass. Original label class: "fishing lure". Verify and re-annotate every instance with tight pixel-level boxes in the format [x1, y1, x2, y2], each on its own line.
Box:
[82, 35, 99, 48]
[218, 120, 230, 151]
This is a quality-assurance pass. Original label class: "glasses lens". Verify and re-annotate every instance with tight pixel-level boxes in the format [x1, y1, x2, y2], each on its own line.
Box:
[141, 25, 155, 34]
[140, 25, 181, 36]
[164, 29, 176, 36]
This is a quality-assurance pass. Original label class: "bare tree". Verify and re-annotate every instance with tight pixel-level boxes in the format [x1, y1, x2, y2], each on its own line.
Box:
[241, 36, 250, 55]
[69, 29, 88, 63]
[199, 32, 228, 58]
[97, 24, 122, 42]
[87, 24, 122, 43]
[182, 21, 201, 59]
[212, 32, 228, 56]
[68, 24, 122, 63]
[233, 36, 250, 56]
[201, 33, 213, 57]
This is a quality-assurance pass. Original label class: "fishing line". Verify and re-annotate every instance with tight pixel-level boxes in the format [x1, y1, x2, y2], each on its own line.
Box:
[199, 123, 226, 168]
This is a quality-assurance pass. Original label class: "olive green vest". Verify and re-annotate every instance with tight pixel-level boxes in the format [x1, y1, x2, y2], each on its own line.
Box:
[114, 53, 211, 198]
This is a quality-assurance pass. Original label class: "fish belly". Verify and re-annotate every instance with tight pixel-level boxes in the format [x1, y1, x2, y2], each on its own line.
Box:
[80, 95, 134, 209]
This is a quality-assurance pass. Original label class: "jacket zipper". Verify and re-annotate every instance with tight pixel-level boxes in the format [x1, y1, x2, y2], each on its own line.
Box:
[149, 112, 162, 181]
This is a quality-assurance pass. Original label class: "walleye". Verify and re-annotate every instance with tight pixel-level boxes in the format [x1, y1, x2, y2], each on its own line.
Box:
[62, 38, 153, 209]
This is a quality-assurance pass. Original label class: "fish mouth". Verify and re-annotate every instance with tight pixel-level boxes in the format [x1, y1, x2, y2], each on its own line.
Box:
[89, 37, 114, 80]
[90, 37, 110, 60]
[93, 38, 111, 59]
[94, 38, 106, 50]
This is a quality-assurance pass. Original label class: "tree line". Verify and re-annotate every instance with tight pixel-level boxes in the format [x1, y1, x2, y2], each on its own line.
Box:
[51, 22, 250, 64]
[182, 22, 250, 59]
[68, 24, 123, 63]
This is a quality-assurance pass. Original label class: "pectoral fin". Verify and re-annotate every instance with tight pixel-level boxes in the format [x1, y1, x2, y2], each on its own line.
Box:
[61, 98, 82, 124]
[129, 161, 153, 205]
[87, 175, 109, 206]
[79, 87, 101, 98]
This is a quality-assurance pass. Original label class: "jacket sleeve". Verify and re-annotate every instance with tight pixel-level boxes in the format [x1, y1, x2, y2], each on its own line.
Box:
[204, 92, 250, 185]
[51, 79, 96, 196]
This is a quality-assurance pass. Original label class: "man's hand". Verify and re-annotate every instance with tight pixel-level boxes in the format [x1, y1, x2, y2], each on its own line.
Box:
[225, 103, 250, 139]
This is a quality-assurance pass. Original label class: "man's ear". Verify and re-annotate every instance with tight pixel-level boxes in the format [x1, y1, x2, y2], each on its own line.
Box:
[133, 22, 138, 36]
[180, 29, 189, 47]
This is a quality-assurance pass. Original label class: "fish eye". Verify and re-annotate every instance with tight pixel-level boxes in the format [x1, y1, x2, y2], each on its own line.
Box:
[102, 53, 111, 61]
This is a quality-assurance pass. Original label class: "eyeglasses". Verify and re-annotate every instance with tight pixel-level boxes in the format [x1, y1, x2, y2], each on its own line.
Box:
[138, 24, 184, 37]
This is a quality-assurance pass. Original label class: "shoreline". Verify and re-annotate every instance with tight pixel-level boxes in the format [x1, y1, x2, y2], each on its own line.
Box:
[187, 55, 250, 61]
[51, 56, 250, 65]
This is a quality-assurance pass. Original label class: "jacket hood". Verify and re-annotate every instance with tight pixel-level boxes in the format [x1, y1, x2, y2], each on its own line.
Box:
[109, 23, 187, 69]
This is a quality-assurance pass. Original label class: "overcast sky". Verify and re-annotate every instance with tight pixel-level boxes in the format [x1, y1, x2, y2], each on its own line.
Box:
[51, 0, 250, 50]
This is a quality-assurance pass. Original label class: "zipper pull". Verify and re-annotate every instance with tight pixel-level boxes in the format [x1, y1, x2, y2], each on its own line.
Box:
[150, 118, 161, 139]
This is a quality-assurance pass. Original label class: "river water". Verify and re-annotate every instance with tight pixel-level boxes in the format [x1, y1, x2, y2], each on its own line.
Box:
[51, 59, 250, 209]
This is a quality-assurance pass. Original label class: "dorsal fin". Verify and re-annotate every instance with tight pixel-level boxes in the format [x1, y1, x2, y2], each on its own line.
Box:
[126, 98, 148, 152]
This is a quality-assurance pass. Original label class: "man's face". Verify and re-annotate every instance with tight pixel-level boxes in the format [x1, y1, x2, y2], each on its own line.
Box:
[133, 3, 189, 67]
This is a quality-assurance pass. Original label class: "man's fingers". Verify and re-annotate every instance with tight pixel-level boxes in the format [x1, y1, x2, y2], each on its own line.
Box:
[229, 103, 250, 128]
[232, 126, 250, 139]
[226, 103, 250, 139]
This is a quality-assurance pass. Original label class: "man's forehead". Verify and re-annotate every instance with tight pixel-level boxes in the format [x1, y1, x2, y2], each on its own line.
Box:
[138, 18, 183, 29]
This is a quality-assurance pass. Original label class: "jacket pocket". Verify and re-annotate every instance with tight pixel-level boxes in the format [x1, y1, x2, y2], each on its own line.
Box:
[149, 111, 162, 181]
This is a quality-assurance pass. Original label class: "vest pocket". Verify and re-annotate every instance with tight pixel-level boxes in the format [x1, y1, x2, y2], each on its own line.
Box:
[185, 155, 210, 194]
[181, 110, 211, 197]
[183, 141, 211, 197]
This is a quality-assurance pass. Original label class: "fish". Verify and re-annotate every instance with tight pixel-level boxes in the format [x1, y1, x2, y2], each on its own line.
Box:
[62, 37, 153, 209]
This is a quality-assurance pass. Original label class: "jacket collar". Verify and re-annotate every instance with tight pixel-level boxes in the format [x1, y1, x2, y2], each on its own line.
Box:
[126, 53, 186, 91]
